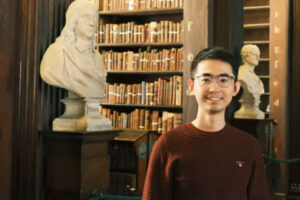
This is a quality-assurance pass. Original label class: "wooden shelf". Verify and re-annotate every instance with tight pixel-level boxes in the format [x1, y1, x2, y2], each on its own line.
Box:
[99, 8, 183, 16]
[244, 23, 270, 29]
[260, 58, 270, 62]
[262, 92, 270, 96]
[98, 42, 183, 48]
[107, 70, 183, 75]
[259, 75, 270, 79]
[244, 40, 269, 45]
[244, 5, 270, 11]
[101, 103, 183, 110]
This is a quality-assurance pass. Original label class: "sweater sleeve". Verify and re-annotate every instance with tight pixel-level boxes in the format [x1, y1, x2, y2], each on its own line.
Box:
[142, 135, 173, 200]
[247, 142, 271, 200]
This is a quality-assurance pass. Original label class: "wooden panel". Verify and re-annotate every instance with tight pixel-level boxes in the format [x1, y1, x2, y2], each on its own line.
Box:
[244, 9, 270, 24]
[244, 0, 269, 7]
[244, 28, 269, 41]
[0, 0, 19, 199]
[269, 0, 289, 196]
[289, 0, 300, 190]
[183, 0, 211, 122]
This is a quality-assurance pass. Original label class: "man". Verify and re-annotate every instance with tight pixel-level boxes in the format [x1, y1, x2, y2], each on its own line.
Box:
[143, 48, 270, 200]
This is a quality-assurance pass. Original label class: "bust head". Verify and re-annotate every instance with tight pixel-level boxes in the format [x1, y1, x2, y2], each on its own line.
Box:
[241, 44, 260, 66]
[56, 0, 98, 46]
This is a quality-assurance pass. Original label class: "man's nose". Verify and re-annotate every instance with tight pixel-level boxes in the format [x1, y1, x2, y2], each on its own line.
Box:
[208, 78, 220, 92]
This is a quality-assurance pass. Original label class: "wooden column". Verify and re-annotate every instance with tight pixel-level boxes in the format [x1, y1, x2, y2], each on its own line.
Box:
[183, 0, 243, 122]
[270, 0, 290, 197]
[0, 0, 19, 199]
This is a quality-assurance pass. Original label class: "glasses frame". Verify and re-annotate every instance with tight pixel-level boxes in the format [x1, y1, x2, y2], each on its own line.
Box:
[192, 73, 235, 88]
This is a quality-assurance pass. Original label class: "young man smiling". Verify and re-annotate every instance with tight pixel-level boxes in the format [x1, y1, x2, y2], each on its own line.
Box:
[143, 48, 270, 200]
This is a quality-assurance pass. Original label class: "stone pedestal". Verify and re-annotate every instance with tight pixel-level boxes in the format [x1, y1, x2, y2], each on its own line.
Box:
[53, 97, 112, 132]
[234, 104, 265, 119]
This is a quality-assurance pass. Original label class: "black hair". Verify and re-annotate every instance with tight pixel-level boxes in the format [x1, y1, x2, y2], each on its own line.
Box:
[190, 47, 238, 81]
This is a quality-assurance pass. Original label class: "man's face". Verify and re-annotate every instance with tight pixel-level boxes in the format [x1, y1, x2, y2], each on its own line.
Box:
[75, 7, 97, 40]
[188, 59, 240, 115]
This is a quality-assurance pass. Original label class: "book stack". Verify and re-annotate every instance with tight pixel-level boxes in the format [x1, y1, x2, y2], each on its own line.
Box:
[98, 20, 183, 44]
[101, 0, 184, 11]
[102, 48, 183, 71]
[100, 107, 183, 134]
[104, 76, 183, 106]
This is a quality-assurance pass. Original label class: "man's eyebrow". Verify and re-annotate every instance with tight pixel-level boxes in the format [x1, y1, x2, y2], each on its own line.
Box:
[202, 73, 213, 76]
[218, 73, 231, 77]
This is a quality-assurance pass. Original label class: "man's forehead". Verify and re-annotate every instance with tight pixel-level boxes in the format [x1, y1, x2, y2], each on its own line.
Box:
[195, 59, 234, 75]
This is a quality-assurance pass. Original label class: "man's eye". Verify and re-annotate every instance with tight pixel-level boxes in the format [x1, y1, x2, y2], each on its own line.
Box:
[201, 78, 211, 83]
[219, 78, 229, 83]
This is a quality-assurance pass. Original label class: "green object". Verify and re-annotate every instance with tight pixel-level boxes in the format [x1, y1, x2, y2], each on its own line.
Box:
[264, 154, 300, 163]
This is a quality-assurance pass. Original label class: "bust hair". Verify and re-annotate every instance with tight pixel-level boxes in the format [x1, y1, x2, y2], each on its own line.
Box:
[190, 47, 238, 81]
[241, 44, 260, 62]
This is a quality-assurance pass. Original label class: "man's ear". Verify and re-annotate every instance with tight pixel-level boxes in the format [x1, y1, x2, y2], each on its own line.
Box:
[187, 79, 194, 96]
[232, 80, 241, 96]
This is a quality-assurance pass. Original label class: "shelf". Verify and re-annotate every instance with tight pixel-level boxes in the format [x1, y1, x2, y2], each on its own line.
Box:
[98, 42, 183, 48]
[107, 70, 183, 75]
[244, 23, 270, 29]
[101, 103, 183, 110]
[260, 58, 270, 62]
[244, 40, 269, 45]
[262, 92, 270, 96]
[258, 75, 270, 79]
[99, 8, 183, 16]
[243, 5, 270, 11]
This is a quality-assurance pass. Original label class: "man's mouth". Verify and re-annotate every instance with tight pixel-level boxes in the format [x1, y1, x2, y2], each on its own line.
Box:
[206, 96, 223, 101]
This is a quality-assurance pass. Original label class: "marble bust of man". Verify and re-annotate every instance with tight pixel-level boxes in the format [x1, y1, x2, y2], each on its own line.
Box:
[40, 0, 105, 98]
[234, 44, 265, 119]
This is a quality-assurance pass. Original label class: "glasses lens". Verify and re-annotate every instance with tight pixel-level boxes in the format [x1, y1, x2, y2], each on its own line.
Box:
[216, 76, 232, 87]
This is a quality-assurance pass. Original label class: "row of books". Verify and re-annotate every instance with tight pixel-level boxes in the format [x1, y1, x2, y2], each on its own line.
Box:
[102, 48, 183, 71]
[101, 0, 183, 11]
[104, 76, 183, 106]
[98, 21, 183, 44]
[100, 108, 183, 134]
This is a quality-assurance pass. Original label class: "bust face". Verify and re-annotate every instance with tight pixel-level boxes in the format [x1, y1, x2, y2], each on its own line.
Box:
[75, 6, 98, 40]
[245, 51, 260, 66]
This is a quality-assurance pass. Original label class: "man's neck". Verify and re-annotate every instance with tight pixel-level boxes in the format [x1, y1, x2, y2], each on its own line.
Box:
[192, 109, 226, 132]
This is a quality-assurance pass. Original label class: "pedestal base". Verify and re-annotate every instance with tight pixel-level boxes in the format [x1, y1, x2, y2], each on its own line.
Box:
[43, 130, 119, 200]
[234, 105, 265, 119]
[53, 97, 112, 132]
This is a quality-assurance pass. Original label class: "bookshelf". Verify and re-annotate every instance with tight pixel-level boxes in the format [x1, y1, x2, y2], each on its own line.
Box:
[243, 0, 270, 118]
[98, 0, 184, 135]
[98, 0, 185, 196]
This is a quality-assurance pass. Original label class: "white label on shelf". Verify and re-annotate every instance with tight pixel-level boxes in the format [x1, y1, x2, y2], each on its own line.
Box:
[274, 99, 280, 107]
[274, 46, 280, 54]
[274, 60, 279, 69]
[187, 21, 193, 32]
[274, 26, 280, 34]
[274, 11, 279, 18]
[187, 53, 194, 61]
[273, 81, 279, 87]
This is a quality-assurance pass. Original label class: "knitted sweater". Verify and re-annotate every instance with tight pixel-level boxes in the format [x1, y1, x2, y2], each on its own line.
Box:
[142, 122, 270, 200]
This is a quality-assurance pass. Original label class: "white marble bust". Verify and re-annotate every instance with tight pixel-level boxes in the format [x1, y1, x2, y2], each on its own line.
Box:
[40, 0, 106, 98]
[234, 44, 265, 119]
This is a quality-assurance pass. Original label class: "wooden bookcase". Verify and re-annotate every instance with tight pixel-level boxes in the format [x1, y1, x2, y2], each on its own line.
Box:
[243, 0, 270, 117]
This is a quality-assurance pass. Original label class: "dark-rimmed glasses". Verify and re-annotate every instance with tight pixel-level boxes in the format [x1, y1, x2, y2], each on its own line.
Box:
[192, 73, 235, 88]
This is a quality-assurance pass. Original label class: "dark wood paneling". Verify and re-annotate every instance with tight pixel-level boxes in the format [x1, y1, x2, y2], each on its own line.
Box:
[269, 0, 289, 196]
[289, 0, 300, 190]
[182, 0, 212, 122]
[0, 0, 19, 199]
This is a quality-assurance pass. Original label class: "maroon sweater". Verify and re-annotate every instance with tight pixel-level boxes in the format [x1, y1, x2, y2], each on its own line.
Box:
[143, 122, 270, 200]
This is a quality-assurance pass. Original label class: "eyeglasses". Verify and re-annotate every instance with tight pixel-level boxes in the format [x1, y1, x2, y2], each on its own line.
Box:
[192, 73, 235, 88]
